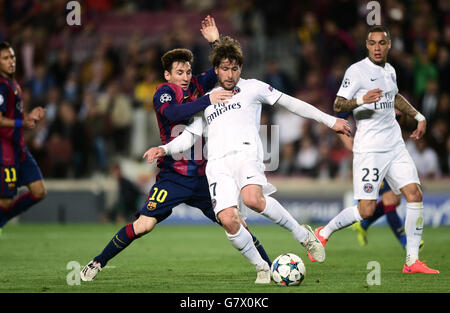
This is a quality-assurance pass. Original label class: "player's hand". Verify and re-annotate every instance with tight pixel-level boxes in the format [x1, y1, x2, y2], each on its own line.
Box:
[410, 120, 426, 140]
[143, 147, 166, 163]
[23, 116, 37, 129]
[209, 89, 233, 104]
[363, 88, 383, 103]
[200, 15, 219, 43]
[28, 107, 46, 121]
[332, 118, 352, 137]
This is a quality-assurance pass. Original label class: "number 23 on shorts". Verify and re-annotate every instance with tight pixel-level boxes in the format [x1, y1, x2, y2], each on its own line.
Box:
[361, 168, 379, 182]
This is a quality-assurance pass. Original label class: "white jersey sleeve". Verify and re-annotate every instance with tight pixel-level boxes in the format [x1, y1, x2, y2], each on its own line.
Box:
[337, 65, 361, 100]
[253, 79, 282, 105]
[185, 112, 205, 136]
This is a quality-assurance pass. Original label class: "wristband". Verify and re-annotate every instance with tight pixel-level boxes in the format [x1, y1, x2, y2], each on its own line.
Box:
[356, 96, 364, 105]
[14, 119, 23, 128]
[415, 113, 426, 122]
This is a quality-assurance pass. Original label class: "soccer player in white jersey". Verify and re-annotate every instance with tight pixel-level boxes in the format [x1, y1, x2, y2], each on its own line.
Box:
[309, 26, 438, 274]
[144, 36, 351, 283]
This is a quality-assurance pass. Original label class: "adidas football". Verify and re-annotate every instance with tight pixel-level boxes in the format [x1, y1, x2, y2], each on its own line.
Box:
[271, 253, 305, 286]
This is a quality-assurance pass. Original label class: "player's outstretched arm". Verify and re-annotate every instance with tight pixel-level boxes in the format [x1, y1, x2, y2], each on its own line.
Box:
[143, 130, 197, 163]
[394, 93, 426, 140]
[275, 93, 351, 136]
[200, 15, 220, 45]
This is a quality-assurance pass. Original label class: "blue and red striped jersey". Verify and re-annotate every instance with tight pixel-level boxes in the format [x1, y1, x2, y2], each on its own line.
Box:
[0, 77, 26, 165]
[153, 68, 217, 177]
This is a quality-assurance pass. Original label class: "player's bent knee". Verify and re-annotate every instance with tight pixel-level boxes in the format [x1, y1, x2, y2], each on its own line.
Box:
[217, 208, 240, 235]
[358, 201, 377, 219]
[29, 181, 47, 199]
[133, 216, 157, 235]
[241, 194, 265, 212]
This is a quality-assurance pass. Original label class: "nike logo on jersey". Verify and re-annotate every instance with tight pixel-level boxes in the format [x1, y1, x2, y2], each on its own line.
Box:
[246, 176, 255, 179]
[370, 78, 380, 81]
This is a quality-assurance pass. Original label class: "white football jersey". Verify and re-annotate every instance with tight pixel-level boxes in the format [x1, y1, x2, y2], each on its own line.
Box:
[186, 78, 282, 161]
[337, 57, 402, 153]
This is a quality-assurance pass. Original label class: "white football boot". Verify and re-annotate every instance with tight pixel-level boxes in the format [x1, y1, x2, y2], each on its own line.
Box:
[80, 260, 102, 281]
[301, 225, 326, 263]
[254, 263, 271, 284]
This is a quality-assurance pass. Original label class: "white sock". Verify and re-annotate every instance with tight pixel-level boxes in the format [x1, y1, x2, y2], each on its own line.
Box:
[405, 202, 424, 266]
[320, 205, 362, 239]
[260, 196, 308, 243]
[226, 224, 268, 270]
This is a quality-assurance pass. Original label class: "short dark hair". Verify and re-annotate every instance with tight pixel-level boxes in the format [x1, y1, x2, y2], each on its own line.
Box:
[161, 48, 194, 72]
[210, 36, 243, 68]
[367, 25, 391, 40]
[0, 41, 12, 52]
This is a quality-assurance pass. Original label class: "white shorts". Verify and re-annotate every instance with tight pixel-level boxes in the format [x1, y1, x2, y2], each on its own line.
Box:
[353, 145, 420, 200]
[205, 152, 277, 219]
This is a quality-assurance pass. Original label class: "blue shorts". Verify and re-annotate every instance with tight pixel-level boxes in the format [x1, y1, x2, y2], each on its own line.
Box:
[0, 150, 43, 197]
[138, 170, 217, 224]
[379, 178, 392, 195]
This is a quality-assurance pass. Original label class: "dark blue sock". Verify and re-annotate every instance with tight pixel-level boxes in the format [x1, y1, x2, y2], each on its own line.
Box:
[94, 223, 139, 267]
[360, 201, 385, 230]
[0, 193, 42, 227]
[384, 207, 406, 249]
[247, 229, 272, 267]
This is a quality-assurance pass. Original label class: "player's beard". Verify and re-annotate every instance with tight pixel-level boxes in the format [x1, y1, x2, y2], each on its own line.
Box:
[220, 79, 238, 91]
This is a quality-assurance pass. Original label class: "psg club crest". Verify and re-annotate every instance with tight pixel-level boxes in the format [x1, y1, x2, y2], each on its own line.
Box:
[232, 86, 241, 95]
[391, 73, 396, 83]
[363, 183, 374, 193]
[211, 198, 217, 210]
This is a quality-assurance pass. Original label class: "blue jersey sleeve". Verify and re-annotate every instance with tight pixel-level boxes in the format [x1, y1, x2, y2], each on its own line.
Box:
[0, 83, 9, 113]
[337, 111, 352, 119]
[154, 85, 212, 122]
[195, 68, 217, 93]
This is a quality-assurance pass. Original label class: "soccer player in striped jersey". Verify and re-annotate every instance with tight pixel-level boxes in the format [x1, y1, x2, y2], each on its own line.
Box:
[144, 36, 351, 283]
[81, 16, 272, 281]
[0, 41, 46, 236]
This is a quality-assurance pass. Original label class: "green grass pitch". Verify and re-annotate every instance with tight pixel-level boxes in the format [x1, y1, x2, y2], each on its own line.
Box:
[0, 223, 448, 293]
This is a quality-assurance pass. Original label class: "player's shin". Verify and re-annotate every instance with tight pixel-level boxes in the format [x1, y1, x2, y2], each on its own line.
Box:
[93, 223, 140, 267]
[245, 226, 272, 267]
[0, 192, 42, 227]
[405, 202, 423, 266]
[226, 224, 269, 270]
[321, 205, 363, 239]
[384, 204, 406, 248]
[260, 196, 308, 243]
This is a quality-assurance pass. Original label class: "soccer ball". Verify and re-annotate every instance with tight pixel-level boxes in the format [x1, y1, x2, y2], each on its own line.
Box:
[271, 253, 305, 286]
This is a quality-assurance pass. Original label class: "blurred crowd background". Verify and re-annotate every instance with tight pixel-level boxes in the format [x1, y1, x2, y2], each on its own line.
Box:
[0, 0, 449, 185]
